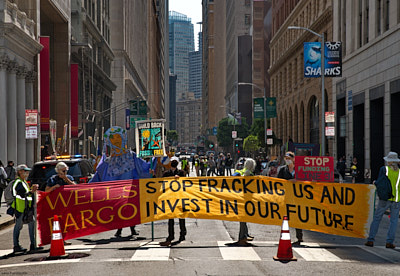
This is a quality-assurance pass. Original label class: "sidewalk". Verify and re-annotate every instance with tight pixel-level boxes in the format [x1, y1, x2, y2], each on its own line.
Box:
[0, 202, 14, 230]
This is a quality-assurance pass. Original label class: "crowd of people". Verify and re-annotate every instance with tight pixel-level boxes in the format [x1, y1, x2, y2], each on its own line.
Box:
[2, 129, 400, 253]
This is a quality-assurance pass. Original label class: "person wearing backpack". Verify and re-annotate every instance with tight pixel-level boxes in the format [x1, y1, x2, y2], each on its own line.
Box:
[11, 164, 41, 253]
[365, 152, 400, 249]
[0, 160, 8, 216]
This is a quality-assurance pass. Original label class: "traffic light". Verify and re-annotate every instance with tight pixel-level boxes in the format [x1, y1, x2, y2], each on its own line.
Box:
[235, 143, 239, 147]
[237, 150, 240, 154]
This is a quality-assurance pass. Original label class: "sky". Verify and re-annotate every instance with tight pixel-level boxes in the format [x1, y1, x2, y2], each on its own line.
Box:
[169, 0, 202, 50]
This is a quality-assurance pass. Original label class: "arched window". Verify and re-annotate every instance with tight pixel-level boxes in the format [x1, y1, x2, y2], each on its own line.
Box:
[309, 96, 319, 144]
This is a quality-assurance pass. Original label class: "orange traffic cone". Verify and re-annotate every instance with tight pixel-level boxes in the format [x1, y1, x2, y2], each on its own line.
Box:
[273, 216, 297, 262]
[49, 215, 67, 258]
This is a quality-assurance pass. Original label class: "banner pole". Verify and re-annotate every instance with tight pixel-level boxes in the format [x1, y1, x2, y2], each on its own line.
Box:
[151, 222, 154, 241]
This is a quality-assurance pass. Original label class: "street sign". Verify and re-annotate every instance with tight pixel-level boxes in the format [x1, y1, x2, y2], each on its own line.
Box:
[130, 100, 138, 115]
[253, 98, 264, 119]
[25, 109, 38, 126]
[325, 112, 335, 123]
[212, 127, 217, 136]
[232, 131, 237, 138]
[266, 129, 273, 136]
[26, 126, 37, 139]
[267, 138, 273, 145]
[348, 90, 353, 111]
[325, 126, 335, 136]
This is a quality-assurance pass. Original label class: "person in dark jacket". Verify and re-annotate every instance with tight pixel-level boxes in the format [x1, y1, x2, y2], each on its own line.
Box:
[277, 151, 303, 245]
[160, 157, 186, 246]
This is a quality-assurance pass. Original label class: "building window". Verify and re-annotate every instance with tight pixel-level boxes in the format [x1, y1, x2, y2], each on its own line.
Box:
[340, 116, 346, 137]
[358, 0, 363, 47]
[364, 0, 369, 44]
[377, 0, 382, 35]
[245, 0, 250, 7]
[245, 14, 251, 25]
[384, 0, 390, 31]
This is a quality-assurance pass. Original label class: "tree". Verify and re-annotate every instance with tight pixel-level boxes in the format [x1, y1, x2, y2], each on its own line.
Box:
[166, 130, 178, 145]
[216, 117, 249, 151]
[243, 135, 260, 153]
[249, 119, 264, 148]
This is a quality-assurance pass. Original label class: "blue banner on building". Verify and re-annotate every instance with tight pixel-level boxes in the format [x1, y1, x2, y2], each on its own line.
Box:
[324, 42, 342, 77]
[304, 42, 342, 78]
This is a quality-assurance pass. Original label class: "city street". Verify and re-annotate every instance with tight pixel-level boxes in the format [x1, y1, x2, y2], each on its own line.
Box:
[0, 168, 400, 275]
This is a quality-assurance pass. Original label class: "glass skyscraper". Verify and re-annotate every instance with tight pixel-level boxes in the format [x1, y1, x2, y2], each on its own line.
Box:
[169, 11, 194, 102]
[189, 31, 202, 99]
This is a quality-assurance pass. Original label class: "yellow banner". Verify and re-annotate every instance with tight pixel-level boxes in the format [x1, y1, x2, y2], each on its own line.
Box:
[140, 176, 375, 238]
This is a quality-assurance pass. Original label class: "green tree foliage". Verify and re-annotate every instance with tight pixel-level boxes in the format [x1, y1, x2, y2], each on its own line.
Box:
[243, 135, 260, 152]
[249, 118, 264, 147]
[166, 130, 179, 145]
[217, 117, 249, 149]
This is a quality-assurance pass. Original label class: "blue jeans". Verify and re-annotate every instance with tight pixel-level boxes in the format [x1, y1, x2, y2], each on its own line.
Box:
[13, 212, 35, 248]
[367, 199, 400, 244]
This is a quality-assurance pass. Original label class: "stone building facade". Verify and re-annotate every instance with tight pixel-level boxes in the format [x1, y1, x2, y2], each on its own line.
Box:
[332, 0, 400, 181]
[0, 0, 42, 166]
[176, 98, 202, 144]
[269, 0, 333, 156]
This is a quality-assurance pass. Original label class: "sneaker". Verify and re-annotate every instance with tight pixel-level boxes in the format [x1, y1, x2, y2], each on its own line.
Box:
[13, 245, 27, 253]
[159, 240, 172, 246]
[364, 241, 374, 247]
[178, 235, 185, 242]
[131, 230, 139, 236]
[247, 235, 254, 241]
[386, 243, 395, 249]
[64, 241, 72, 246]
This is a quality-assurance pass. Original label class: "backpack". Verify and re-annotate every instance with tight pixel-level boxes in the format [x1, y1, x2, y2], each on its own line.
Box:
[4, 180, 16, 206]
[375, 166, 395, 201]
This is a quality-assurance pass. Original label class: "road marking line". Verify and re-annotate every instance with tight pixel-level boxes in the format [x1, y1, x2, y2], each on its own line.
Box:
[64, 244, 96, 253]
[0, 259, 81, 269]
[358, 245, 398, 263]
[217, 241, 261, 261]
[0, 249, 13, 258]
[130, 242, 170, 261]
[293, 247, 351, 262]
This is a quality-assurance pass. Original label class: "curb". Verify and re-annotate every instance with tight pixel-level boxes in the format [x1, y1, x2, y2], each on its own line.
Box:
[0, 217, 14, 231]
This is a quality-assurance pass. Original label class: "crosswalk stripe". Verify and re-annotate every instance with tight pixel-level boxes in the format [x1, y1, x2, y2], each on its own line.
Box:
[293, 247, 351, 262]
[131, 242, 170, 261]
[0, 249, 13, 257]
[65, 244, 96, 253]
[217, 241, 261, 261]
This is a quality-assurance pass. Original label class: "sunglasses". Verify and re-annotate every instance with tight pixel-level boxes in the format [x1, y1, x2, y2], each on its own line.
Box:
[285, 153, 294, 158]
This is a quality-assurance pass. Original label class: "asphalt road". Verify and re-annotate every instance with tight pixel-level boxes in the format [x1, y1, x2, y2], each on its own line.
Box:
[0, 168, 399, 275]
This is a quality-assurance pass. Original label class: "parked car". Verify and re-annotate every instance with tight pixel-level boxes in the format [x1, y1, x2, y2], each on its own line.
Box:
[28, 155, 95, 191]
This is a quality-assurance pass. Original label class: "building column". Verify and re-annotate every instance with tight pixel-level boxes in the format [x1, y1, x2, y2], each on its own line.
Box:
[7, 60, 18, 164]
[0, 55, 8, 160]
[17, 66, 27, 165]
[25, 71, 35, 166]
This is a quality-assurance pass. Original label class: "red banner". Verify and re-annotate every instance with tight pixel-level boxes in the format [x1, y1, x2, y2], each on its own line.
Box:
[70, 64, 79, 137]
[40, 37, 50, 131]
[37, 180, 140, 245]
[295, 156, 334, 182]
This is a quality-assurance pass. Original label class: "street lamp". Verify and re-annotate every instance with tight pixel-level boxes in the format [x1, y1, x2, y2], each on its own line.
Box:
[236, 82, 267, 151]
[288, 26, 325, 156]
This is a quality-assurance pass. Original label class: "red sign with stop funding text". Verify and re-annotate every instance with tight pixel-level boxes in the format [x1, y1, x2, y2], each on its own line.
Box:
[295, 156, 334, 182]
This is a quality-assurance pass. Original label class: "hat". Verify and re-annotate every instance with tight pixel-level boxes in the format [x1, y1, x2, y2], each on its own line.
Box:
[16, 164, 31, 171]
[383, 152, 400, 163]
[171, 157, 179, 162]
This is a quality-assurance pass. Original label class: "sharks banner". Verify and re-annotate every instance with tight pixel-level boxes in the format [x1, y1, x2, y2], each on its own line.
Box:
[304, 42, 342, 77]
[37, 176, 375, 245]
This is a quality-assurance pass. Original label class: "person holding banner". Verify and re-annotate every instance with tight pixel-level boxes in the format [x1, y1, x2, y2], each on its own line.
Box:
[278, 151, 304, 246]
[233, 158, 256, 246]
[365, 152, 400, 249]
[45, 162, 77, 193]
[160, 157, 187, 246]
